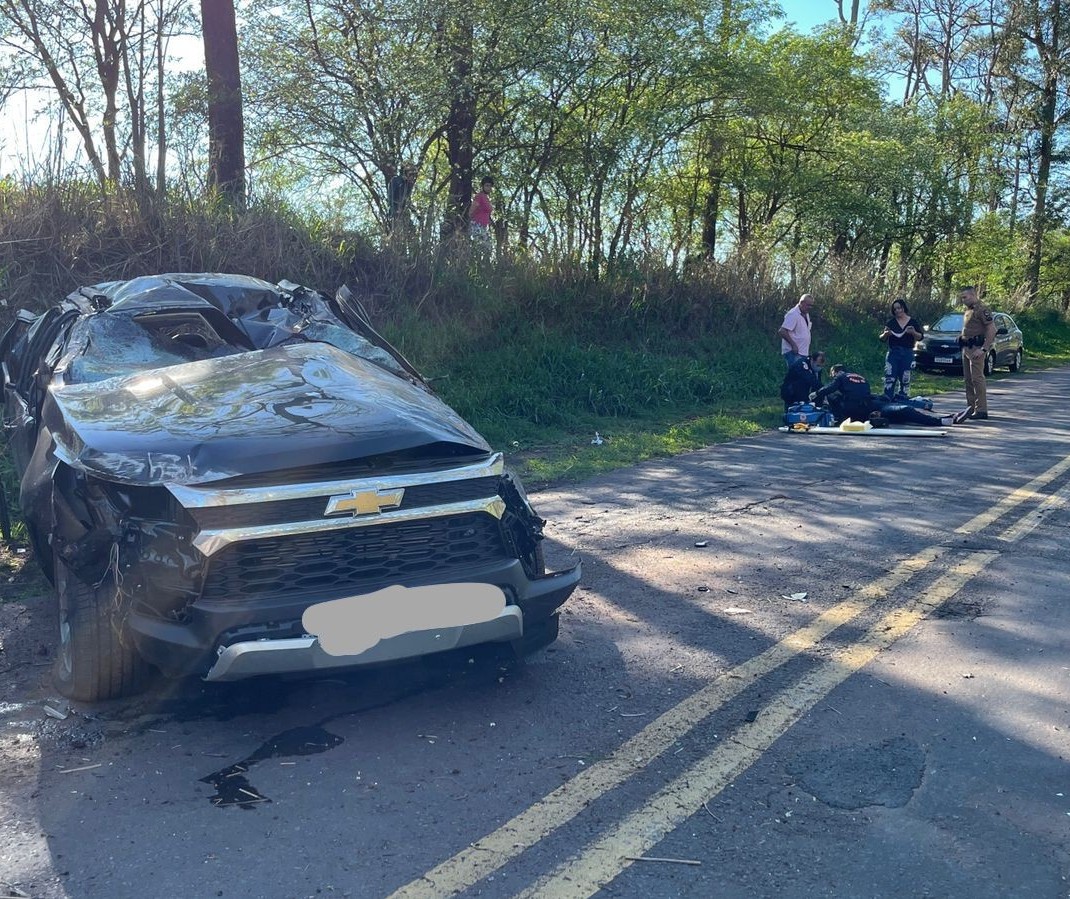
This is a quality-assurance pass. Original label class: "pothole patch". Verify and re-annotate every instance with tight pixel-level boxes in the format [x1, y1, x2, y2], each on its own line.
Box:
[786, 736, 925, 809]
[932, 597, 986, 619]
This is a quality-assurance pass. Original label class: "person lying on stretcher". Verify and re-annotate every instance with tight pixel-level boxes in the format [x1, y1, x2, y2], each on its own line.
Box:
[812, 365, 970, 427]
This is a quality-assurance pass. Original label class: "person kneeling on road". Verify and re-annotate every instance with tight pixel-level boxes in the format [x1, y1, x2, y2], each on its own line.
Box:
[781, 350, 826, 410]
[813, 364, 970, 427]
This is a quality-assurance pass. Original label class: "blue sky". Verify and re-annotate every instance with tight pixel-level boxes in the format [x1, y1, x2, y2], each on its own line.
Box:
[774, 0, 861, 33]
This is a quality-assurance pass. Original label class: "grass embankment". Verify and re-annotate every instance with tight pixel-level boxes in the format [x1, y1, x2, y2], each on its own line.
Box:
[387, 282, 1070, 487]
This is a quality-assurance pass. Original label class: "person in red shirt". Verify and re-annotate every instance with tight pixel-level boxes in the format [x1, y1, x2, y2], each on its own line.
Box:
[469, 176, 494, 245]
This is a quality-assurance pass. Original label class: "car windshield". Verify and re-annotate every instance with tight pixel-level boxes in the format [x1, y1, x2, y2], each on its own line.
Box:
[931, 313, 964, 332]
[65, 278, 409, 385]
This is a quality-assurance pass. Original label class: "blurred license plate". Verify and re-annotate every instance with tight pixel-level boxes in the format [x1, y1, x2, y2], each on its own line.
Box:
[935, 356, 953, 364]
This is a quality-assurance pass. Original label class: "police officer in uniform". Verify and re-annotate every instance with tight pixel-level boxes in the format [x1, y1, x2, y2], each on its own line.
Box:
[959, 285, 997, 420]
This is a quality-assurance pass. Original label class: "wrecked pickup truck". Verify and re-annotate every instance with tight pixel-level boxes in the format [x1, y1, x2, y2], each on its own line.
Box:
[0, 274, 580, 701]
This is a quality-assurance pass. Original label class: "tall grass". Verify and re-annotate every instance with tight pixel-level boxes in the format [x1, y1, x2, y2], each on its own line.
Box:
[0, 181, 377, 321]
[0, 444, 24, 541]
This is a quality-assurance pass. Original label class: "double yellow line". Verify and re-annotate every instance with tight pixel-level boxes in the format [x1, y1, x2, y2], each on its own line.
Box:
[515, 552, 995, 899]
[390, 453, 1070, 899]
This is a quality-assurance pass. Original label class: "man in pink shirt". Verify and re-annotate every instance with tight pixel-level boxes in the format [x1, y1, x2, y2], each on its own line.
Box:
[469, 176, 494, 246]
[778, 293, 815, 367]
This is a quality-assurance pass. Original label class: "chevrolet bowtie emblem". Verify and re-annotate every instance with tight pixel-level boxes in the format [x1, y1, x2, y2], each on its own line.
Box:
[325, 488, 405, 517]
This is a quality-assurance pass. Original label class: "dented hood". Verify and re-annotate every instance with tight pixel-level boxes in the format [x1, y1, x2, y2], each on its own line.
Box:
[45, 342, 490, 485]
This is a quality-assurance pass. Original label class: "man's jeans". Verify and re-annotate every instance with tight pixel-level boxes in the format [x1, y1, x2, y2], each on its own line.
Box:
[783, 351, 806, 368]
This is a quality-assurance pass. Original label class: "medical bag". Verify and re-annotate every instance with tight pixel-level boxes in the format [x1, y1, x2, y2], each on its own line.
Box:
[784, 403, 834, 427]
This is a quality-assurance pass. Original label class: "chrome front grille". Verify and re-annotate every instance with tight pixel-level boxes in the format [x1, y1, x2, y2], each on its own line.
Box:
[166, 453, 511, 606]
[186, 476, 501, 530]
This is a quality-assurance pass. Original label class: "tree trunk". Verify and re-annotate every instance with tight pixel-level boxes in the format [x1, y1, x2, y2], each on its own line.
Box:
[1009, 134, 1022, 237]
[201, 0, 246, 207]
[443, 10, 475, 235]
[702, 133, 724, 257]
[837, 0, 861, 25]
[90, 0, 122, 182]
[737, 186, 750, 245]
[1027, 1, 1061, 299]
[877, 231, 893, 290]
[156, 0, 167, 195]
[1027, 74, 1056, 298]
[589, 175, 605, 276]
[120, 0, 150, 196]
[914, 261, 935, 303]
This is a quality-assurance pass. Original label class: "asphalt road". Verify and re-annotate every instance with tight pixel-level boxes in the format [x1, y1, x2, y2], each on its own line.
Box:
[2, 367, 1069, 899]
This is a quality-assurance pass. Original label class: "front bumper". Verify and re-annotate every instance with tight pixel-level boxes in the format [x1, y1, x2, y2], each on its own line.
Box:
[204, 604, 525, 681]
[119, 450, 580, 681]
[914, 346, 962, 370]
[127, 557, 581, 678]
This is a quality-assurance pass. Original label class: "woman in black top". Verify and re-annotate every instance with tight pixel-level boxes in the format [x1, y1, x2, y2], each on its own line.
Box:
[879, 299, 923, 400]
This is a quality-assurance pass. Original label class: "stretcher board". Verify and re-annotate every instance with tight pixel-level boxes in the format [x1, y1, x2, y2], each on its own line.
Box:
[779, 426, 948, 438]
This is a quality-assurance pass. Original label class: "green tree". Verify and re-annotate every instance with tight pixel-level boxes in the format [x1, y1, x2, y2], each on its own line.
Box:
[1006, 0, 1070, 299]
[242, 0, 559, 234]
[714, 31, 887, 250]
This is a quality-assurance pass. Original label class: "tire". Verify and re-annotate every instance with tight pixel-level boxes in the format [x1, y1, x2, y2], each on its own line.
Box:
[53, 559, 150, 701]
[984, 352, 995, 377]
[1009, 348, 1023, 373]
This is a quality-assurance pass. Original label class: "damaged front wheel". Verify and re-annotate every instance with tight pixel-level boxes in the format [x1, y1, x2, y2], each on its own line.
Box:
[53, 559, 150, 702]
